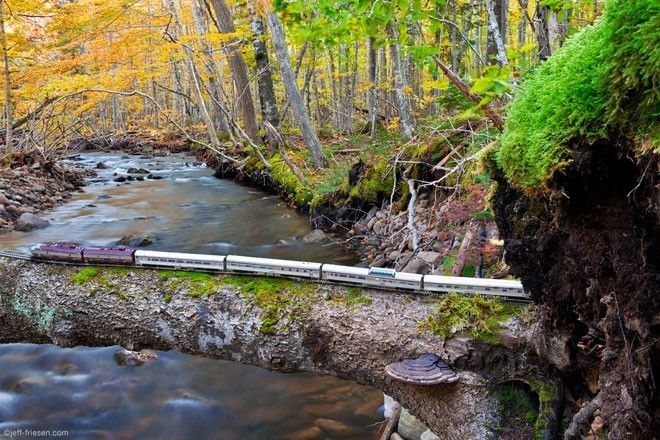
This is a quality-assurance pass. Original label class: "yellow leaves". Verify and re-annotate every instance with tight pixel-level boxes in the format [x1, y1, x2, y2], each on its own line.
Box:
[425, 77, 450, 91]
[205, 30, 242, 45]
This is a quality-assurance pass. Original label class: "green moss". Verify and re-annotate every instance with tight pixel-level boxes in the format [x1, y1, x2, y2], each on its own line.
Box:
[422, 292, 526, 344]
[159, 270, 222, 298]
[348, 160, 393, 203]
[461, 264, 477, 277]
[497, 0, 659, 189]
[333, 286, 373, 308]
[529, 379, 560, 439]
[441, 256, 456, 275]
[70, 267, 102, 284]
[224, 275, 316, 334]
[495, 384, 538, 434]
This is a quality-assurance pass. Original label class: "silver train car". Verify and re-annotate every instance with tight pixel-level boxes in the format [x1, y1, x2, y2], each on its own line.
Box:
[29, 243, 528, 300]
[226, 255, 321, 279]
[135, 250, 225, 270]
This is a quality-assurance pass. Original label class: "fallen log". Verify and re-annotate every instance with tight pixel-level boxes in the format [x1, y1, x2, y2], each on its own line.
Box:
[0, 259, 550, 439]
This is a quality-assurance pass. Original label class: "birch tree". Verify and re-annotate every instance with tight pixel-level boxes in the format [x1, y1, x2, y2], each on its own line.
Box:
[265, 7, 326, 168]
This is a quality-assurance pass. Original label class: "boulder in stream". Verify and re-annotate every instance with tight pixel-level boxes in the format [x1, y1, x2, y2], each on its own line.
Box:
[302, 229, 329, 244]
[15, 213, 50, 231]
[113, 348, 157, 367]
[116, 234, 156, 247]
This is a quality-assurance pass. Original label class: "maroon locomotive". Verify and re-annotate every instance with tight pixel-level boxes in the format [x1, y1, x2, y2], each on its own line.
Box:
[30, 243, 135, 264]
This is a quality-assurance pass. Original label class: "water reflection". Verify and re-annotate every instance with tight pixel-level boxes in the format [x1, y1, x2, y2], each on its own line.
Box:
[0, 344, 382, 439]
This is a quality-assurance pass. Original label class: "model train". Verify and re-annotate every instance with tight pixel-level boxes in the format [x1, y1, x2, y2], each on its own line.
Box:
[30, 243, 528, 300]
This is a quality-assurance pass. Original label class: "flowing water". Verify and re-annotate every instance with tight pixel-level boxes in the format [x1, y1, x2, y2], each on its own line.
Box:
[0, 152, 356, 263]
[0, 153, 380, 439]
[0, 344, 382, 439]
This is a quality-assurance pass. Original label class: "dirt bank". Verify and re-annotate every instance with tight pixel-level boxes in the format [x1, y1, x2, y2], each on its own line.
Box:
[492, 139, 658, 438]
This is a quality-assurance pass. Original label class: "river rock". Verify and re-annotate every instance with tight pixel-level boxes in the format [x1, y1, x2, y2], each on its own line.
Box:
[0, 193, 10, 205]
[127, 167, 149, 174]
[15, 213, 50, 231]
[96, 162, 108, 169]
[113, 176, 127, 182]
[289, 426, 323, 440]
[402, 251, 443, 274]
[5, 205, 19, 217]
[302, 229, 329, 243]
[113, 348, 157, 367]
[397, 407, 429, 440]
[314, 418, 361, 436]
[116, 234, 156, 247]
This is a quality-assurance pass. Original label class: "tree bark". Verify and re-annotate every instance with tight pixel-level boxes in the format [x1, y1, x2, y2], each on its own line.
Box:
[266, 11, 325, 168]
[0, 0, 12, 157]
[167, 0, 222, 149]
[486, 0, 510, 67]
[249, 5, 280, 151]
[0, 259, 551, 440]
[486, 0, 507, 65]
[207, 0, 260, 142]
[387, 24, 415, 141]
[191, 0, 230, 133]
[367, 37, 378, 139]
[534, 1, 552, 60]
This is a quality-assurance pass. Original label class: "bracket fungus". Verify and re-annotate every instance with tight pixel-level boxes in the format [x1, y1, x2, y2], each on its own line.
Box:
[384, 353, 458, 385]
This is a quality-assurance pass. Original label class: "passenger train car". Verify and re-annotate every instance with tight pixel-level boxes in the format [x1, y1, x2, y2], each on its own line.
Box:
[29, 243, 528, 300]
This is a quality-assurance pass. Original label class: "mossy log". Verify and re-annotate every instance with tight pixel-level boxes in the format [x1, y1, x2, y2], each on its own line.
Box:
[0, 259, 554, 439]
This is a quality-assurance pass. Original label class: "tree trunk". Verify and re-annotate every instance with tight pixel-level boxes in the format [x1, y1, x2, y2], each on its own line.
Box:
[486, 0, 509, 66]
[266, 11, 325, 168]
[208, 0, 260, 142]
[249, 6, 280, 152]
[191, 0, 230, 133]
[168, 0, 222, 149]
[455, 0, 476, 73]
[0, 259, 554, 440]
[387, 24, 415, 140]
[0, 1, 12, 157]
[367, 37, 378, 139]
[518, 0, 528, 67]
[534, 1, 552, 60]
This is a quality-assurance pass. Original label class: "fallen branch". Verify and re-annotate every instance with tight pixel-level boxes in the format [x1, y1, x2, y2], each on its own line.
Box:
[406, 179, 420, 252]
[432, 56, 505, 132]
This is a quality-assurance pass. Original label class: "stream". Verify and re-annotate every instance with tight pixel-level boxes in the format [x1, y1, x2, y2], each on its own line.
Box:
[0, 153, 380, 439]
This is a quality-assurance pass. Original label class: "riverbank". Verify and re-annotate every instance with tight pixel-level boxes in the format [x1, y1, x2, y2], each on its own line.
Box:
[0, 152, 89, 234]
[67, 126, 509, 278]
